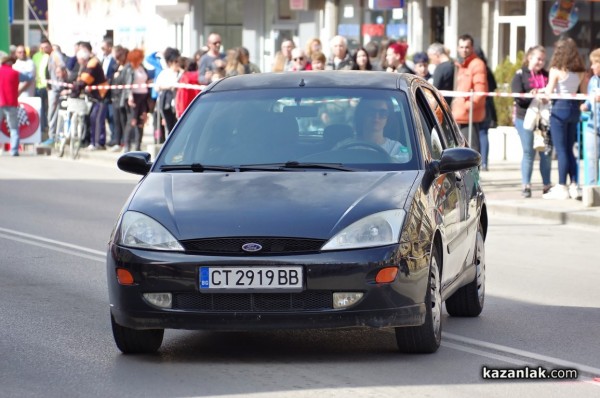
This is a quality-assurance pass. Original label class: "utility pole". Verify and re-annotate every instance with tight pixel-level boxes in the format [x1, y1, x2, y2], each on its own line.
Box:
[0, 0, 10, 53]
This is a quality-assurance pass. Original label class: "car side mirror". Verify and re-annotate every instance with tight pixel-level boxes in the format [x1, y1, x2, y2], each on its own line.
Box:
[422, 147, 481, 193]
[117, 151, 153, 175]
[438, 147, 481, 174]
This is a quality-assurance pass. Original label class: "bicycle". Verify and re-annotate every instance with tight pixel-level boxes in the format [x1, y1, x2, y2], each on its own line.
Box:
[55, 95, 92, 159]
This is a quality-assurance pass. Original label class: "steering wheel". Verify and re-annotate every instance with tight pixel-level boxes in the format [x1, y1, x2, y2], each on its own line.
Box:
[335, 140, 392, 160]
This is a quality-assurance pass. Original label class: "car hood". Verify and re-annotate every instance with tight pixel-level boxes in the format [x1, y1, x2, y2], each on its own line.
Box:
[127, 171, 420, 240]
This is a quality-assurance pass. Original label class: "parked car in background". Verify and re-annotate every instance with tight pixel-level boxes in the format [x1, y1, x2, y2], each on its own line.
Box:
[108, 71, 487, 354]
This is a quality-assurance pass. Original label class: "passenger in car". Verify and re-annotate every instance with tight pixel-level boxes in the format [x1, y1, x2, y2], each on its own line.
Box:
[353, 98, 410, 161]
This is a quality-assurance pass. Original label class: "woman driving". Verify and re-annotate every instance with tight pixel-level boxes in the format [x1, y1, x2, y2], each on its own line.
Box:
[353, 98, 409, 161]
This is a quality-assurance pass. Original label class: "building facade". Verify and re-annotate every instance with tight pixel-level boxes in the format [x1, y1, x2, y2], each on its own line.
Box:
[7, 0, 600, 71]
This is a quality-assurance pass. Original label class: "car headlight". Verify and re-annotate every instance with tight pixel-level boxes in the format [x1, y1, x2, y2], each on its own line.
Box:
[118, 211, 184, 251]
[321, 210, 406, 251]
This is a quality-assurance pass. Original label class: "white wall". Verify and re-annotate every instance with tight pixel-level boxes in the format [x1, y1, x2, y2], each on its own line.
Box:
[47, 0, 173, 55]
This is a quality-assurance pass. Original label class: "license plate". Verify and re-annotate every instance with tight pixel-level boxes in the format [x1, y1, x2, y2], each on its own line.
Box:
[199, 266, 303, 292]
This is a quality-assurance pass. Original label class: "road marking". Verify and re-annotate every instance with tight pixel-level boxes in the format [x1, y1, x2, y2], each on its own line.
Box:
[2, 225, 600, 386]
[0, 227, 105, 262]
[444, 332, 600, 380]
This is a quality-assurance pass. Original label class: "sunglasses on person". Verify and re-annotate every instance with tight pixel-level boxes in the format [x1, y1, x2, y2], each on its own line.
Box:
[365, 108, 389, 118]
[293, 56, 305, 61]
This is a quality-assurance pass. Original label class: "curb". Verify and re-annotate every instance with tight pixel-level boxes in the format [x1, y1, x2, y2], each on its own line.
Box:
[487, 201, 600, 227]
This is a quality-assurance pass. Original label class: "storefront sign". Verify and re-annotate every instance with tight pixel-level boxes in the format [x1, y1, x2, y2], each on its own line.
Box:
[338, 24, 360, 37]
[386, 23, 408, 38]
[290, 0, 307, 11]
[369, 0, 404, 10]
[548, 0, 578, 35]
[362, 24, 385, 37]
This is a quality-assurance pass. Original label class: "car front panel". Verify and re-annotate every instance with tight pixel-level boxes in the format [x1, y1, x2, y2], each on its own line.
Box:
[107, 243, 429, 331]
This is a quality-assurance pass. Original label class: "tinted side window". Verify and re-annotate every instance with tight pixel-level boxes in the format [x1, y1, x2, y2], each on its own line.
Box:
[422, 87, 457, 148]
[416, 89, 444, 160]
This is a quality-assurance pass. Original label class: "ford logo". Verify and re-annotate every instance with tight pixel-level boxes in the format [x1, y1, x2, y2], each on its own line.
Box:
[242, 243, 263, 252]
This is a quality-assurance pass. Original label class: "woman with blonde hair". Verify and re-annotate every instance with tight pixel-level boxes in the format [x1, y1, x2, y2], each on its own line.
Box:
[305, 37, 322, 59]
[225, 47, 261, 77]
[543, 37, 588, 199]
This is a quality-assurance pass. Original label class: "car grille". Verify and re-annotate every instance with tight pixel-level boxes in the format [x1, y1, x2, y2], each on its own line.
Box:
[179, 237, 327, 255]
[173, 291, 333, 312]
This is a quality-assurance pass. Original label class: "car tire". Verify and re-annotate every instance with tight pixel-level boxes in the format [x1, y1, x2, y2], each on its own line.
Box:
[395, 242, 442, 354]
[446, 221, 485, 317]
[111, 314, 164, 354]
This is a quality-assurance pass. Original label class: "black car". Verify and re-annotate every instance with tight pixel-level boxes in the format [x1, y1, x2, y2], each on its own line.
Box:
[108, 71, 487, 354]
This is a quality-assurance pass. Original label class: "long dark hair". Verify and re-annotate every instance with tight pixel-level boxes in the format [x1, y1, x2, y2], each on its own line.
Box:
[352, 47, 372, 71]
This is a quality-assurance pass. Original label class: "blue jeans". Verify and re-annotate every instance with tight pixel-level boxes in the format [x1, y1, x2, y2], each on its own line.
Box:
[515, 118, 552, 186]
[0, 106, 19, 155]
[550, 99, 580, 185]
[90, 101, 108, 147]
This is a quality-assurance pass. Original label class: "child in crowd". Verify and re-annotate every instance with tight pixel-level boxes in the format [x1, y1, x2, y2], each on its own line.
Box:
[580, 48, 600, 186]
[310, 51, 326, 71]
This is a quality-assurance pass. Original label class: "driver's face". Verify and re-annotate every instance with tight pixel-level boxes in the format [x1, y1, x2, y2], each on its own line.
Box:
[362, 100, 390, 135]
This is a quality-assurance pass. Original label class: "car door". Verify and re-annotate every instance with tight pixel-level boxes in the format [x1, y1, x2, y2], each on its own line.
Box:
[415, 87, 470, 286]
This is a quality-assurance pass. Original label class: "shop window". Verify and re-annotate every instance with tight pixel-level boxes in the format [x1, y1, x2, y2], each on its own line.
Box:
[499, 0, 525, 17]
[542, 1, 595, 61]
[10, 25, 25, 46]
[204, 0, 243, 51]
[14, 0, 25, 20]
[204, 0, 243, 25]
[278, 0, 297, 20]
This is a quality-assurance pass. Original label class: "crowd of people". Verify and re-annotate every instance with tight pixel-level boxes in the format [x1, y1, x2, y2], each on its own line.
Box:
[1, 32, 599, 201]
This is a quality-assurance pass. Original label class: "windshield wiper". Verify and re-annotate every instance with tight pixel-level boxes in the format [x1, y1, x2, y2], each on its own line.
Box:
[239, 161, 355, 171]
[160, 163, 236, 172]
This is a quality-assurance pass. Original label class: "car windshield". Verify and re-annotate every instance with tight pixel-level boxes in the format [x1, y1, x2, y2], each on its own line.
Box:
[155, 87, 420, 171]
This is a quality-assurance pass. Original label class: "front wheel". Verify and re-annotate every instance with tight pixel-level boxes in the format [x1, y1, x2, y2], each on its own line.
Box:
[446, 221, 485, 317]
[395, 242, 442, 354]
[111, 314, 164, 354]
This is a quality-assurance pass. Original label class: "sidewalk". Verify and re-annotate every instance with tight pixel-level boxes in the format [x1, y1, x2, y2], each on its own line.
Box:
[481, 160, 600, 228]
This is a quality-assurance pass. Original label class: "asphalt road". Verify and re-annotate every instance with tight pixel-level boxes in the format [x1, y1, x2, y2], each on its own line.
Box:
[1, 156, 599, 398]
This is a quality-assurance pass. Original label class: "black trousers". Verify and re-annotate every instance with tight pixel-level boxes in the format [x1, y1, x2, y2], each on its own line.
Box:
[459, 123, 481, 153]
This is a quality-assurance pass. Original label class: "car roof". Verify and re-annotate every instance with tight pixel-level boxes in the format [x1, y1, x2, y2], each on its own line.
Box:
[205, 71, 418, 92]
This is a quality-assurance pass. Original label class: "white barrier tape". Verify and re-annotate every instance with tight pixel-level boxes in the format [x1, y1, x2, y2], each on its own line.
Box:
[48, 80, 586, 100]
[48, 80, 206, 91]
[439, 90, 589, 100]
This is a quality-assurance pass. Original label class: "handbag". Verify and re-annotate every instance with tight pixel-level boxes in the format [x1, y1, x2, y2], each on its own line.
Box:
[533, 128, 546, 151]
[524, 98, 542, 130]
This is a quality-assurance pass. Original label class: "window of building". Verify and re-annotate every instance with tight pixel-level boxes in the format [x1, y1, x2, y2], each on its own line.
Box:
[542, 1, 599, 63]
[499, 0, 526, 17]
[9, 0, 48, 49]
[203, 0, 243, 50]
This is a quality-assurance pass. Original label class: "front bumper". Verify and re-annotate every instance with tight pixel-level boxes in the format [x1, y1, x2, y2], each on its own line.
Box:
[107, 243, 429, 331]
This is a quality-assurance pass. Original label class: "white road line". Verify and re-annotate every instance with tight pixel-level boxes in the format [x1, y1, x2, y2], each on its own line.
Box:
[442, 341, 530, 366]
[0, 229, 105, 263]
[2, 225, 600, 384]
[0, 226, 106, 255]
[444, 332, 600, 377]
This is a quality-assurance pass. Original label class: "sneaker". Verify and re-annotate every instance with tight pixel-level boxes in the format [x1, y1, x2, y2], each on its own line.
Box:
[569, 184, 581, 200]
[40, 138, 55, 147]
[87, 144, 96, 151]
[521, 187, 532, 198]
[542, 184, 569, 200]
[542, 185, 552, 195]
[110, 144, 122, 152]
